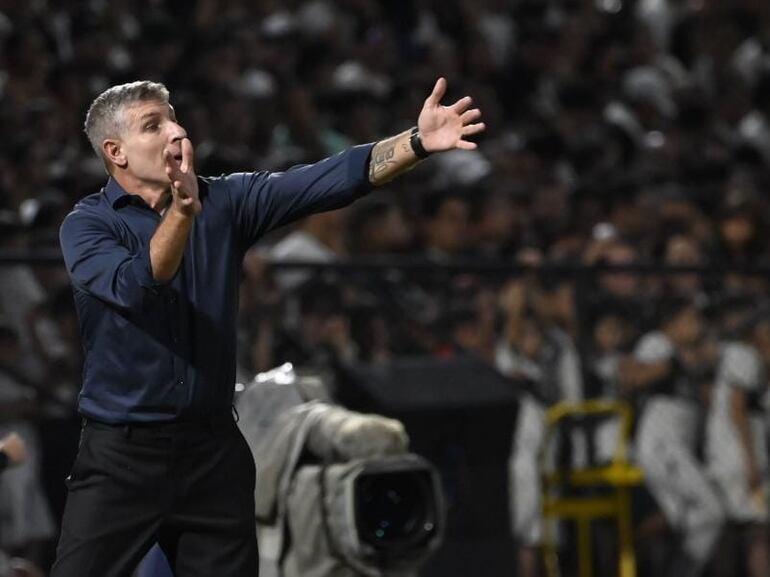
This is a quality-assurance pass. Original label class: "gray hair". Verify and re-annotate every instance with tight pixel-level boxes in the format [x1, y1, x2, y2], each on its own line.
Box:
[84, 80, 170, 158]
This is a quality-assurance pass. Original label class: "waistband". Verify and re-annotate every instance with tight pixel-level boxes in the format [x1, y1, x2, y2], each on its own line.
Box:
[83, 410, 237, 438]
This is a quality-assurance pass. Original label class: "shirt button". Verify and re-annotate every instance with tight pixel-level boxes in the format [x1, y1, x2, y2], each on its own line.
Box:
[177, 377, 185, 386]
[169, 295, 177, 304]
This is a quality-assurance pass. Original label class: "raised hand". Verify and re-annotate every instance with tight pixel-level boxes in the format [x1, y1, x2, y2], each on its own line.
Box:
[164, 137, 201, 216]
[417, 77, 486, 153]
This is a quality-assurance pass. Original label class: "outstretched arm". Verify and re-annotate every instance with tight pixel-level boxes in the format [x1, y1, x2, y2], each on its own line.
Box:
[225, 78, 485, 248]
[368, 77, 485, 185]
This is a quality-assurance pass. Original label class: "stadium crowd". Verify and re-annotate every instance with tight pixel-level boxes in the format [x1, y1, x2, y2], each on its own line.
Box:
[3, 0, 770, 575]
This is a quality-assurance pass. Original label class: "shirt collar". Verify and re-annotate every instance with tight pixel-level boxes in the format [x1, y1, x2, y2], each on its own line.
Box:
[104, 177, 157, 210]
[104, 177, 132, 209]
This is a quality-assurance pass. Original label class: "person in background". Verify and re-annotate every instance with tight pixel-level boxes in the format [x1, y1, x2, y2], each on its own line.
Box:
[0, 428, 44, 577]
[628, 298, 724, 577]
[0, 323, 56, 568]
[419, 190, 471, 261]
[496, 276, 583, 577]
[584, 307, 637, 464]
[348, 198, 413, 256]
[266, 207, 350, 291]
[706, 303, 770, 577]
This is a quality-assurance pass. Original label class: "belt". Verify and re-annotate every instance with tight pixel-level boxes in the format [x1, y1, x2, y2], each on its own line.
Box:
[83, 410, 237, 438]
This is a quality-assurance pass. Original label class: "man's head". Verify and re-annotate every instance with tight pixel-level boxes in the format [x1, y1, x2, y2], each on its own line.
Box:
[659, 298, 706, 347]
[421, 191, 470, 257]
[84, 81, 187, 184]
[597, 240, 639, 297]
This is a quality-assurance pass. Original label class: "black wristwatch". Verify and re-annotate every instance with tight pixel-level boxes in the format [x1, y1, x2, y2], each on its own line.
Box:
[409, 126, 431, 159]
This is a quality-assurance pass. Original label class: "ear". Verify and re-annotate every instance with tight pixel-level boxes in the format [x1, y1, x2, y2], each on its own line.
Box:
[102, 139, 127, 169]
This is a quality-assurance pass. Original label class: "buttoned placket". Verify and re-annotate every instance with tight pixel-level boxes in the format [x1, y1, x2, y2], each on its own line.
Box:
[131, 199, 187, 396]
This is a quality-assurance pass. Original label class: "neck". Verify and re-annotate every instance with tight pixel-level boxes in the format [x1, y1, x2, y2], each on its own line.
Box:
[665, 330, 687, 349]
[112, 172, 171, 213]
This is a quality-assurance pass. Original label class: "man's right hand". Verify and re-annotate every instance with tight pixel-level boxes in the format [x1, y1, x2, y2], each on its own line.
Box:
[151, 137, 200, 282]
[164, 137, 201, 216]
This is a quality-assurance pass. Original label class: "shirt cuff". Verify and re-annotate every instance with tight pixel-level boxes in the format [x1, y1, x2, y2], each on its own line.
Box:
[131, 242, 167, 290]
[347, 143, 375, 195]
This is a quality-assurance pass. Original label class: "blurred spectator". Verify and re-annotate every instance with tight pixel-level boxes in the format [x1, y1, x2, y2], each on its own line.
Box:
[630, 298, 724, 577]
[706, 303, 770, 577]
[419, 190, 471, 260]
[661, 233, 707, 297]
[0, 323, 56, 569]
[348, 198, 413, 256]
[266, 208, 349, 290]
[496, 277, 583, 577]
[584, 306, 637, 463]
[0, 230, 49, 383]
[469, 187, 520, 259]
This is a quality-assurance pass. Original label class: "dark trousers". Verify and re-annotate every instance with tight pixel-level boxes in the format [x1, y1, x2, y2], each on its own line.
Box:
[50, 414, 258, 577]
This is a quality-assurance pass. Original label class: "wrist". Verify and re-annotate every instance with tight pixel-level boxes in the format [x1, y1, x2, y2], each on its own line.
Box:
[409, 126, 432, 159]
[168, 201, 197, 219]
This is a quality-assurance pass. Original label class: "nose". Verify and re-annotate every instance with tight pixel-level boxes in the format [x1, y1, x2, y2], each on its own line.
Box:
[169, 121, 187, 144]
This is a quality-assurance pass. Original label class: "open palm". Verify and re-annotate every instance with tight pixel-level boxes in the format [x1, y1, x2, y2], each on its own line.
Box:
[418, 77, 485, 153]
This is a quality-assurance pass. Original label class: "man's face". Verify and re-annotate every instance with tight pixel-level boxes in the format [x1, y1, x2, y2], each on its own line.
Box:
[599, 244, 639, 297]
[671, 307, 705, 346]
[111, 99, 187, 185]
[427, 198, 469, 255]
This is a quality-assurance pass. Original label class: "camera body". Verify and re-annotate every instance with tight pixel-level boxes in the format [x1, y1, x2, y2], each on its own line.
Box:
[235, 364, 445, 577]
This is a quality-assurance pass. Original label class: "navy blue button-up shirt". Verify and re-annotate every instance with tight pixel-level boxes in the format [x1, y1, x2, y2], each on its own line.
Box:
[60, 144, 374, 423]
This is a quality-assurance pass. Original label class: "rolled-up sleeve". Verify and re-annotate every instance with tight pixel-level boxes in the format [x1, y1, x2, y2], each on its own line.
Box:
[60, 209, 166, 311]
[223, 143, 374, 249]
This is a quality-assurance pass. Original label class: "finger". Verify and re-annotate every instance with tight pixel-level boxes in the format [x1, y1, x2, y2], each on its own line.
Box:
[173, 181, 189, 199]
[462, 122, 486, 136]
[425, 77, 447, 106]
[460, 108, 482, 125]
[456, 139, 478, 150]
[180, 137, 194, 173]
[164, 150, 180, 178]
[450, 96, 473, 114]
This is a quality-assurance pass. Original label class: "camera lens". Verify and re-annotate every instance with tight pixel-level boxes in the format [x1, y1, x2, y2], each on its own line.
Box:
[355, 469, 437, 552]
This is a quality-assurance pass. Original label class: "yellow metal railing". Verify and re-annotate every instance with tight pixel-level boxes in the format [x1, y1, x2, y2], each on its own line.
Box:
[540, 400, 644, 577]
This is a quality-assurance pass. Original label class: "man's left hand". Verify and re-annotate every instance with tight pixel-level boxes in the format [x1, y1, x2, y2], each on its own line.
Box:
[417, 77, 486, 153]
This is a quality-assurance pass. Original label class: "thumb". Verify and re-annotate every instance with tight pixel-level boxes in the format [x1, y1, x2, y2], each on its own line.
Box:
[425, 77, 447, 106]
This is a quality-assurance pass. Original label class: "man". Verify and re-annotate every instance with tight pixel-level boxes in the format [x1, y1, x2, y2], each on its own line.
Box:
[52, 78, 484, 577]
[706, 306, 770, 577]
[628, 298, 724, 577]
[495, 278, 584, 577]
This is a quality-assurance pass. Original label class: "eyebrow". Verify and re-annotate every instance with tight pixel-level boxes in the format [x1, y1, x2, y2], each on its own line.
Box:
[133, 112, 161, 129]
[133, 104, 175, 126]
